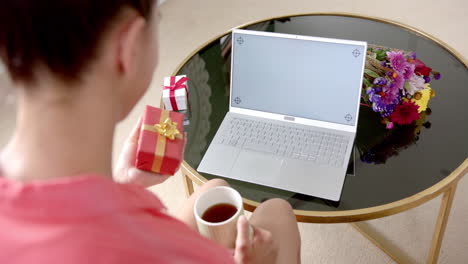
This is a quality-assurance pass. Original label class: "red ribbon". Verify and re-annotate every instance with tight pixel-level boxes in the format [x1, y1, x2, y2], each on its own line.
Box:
[164, 76, 188, 111]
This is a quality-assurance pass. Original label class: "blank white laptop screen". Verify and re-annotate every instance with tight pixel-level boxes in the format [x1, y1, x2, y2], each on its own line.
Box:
[231, 31, 365, 126]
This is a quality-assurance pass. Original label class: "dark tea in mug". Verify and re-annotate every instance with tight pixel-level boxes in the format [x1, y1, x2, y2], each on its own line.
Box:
[201, 203, 238, 223]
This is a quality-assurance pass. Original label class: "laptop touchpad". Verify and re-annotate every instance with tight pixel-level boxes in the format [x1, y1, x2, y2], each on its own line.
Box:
[230, 150, 282, 184]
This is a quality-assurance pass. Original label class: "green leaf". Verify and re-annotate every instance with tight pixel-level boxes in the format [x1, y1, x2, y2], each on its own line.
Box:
[363, 78, 373, 88]
[404, 81, 411, 91]
[376, 49, 387, 61]
[364, 69, 380, 79]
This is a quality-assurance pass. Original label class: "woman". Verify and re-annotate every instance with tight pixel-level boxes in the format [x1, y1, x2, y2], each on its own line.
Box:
[0, 1, 301, 263]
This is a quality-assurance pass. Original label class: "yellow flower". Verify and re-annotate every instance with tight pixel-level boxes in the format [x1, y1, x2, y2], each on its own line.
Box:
[411, 84, 432, 113]
[414, 111, 427, 135]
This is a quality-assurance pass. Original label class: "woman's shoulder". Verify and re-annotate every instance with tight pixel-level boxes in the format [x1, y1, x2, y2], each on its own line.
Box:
[0, 174, 234, 264]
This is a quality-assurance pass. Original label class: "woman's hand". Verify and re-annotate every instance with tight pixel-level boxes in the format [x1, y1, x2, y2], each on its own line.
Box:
[113, 118, 170, 187]
[234, 216, 278, 264]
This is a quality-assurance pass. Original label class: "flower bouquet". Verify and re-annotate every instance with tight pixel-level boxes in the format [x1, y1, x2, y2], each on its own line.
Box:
[355, 45, 440, 164]
[362, 45, 440, 129]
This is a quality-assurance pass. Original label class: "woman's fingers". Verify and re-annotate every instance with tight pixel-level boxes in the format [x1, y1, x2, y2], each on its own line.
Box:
[128, 117, 143, 144]
[235, 216, 252, 257]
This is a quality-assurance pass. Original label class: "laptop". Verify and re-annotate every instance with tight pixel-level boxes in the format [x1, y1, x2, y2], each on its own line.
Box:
[197, 29, 367, 201]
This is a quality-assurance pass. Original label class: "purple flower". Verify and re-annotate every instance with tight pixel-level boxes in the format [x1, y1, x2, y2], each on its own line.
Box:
[423, 76, 431, 83]
[410, 52, 417, 59]
[373, 77, 387, 86]
[384, 104, 397, 116]
[370, 93, 381, 102]
[433, 72, 441, 80]
[387, 51, 410, 73]
[379, 103, 397, 117]
[367, 86, 398, 117]
[381, 61, 387, 66]
[372, 103, 382, 112]
[386, 71, 393, 76]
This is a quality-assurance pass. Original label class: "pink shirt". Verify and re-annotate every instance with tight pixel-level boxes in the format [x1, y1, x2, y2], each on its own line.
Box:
[0, 174, 234, 264]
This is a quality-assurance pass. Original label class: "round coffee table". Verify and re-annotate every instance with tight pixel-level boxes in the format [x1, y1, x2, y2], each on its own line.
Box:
[171, 14, 468, 263]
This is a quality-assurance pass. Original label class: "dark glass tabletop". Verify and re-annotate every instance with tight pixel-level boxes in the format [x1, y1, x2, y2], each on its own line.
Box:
[177, 15, 468, 212]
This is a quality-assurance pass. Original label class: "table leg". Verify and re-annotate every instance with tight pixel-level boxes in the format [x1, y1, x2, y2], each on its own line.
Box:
[351, 222, 413, 263]
[427, 184, 457, 264]
[182, 172, 195, 197]
[351, 183, 458, 264]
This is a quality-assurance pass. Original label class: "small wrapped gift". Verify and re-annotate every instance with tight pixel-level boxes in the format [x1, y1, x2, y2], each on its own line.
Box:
[135, 105, 185, 175]
[162, 75, 188, 111]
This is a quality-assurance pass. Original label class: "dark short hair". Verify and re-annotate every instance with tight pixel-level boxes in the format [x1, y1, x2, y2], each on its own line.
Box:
[0, 0, 156, 84]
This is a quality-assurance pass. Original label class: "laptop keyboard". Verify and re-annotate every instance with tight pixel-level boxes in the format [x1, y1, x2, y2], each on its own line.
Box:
[216, 117, 349, 167]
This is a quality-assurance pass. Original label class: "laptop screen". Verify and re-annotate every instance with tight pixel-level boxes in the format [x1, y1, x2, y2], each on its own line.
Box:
[231, 30, 366, 126]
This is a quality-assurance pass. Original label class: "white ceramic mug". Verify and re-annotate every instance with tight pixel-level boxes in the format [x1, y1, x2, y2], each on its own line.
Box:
[194, 186, 244, 248]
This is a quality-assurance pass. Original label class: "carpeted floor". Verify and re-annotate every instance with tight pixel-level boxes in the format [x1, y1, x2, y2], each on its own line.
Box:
[1, 0, 467, 263]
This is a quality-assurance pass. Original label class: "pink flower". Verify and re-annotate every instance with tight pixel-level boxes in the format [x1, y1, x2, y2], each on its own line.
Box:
[390, 101, 420, 125]
[386, 122, 394, 129]
[402, 63, 415, 80]
[381, 88, 399, 105]
[392, 74, 405, 91]
[387, 51, 410, 73]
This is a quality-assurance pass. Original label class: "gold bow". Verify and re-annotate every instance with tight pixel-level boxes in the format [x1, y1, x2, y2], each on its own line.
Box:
[141, 110, 183, 173]
[154, 118, 182, 140]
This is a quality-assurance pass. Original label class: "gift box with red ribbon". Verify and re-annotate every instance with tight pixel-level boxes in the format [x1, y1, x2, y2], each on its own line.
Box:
[135, 105, 185, 175]
[162, 75, 188, 111]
